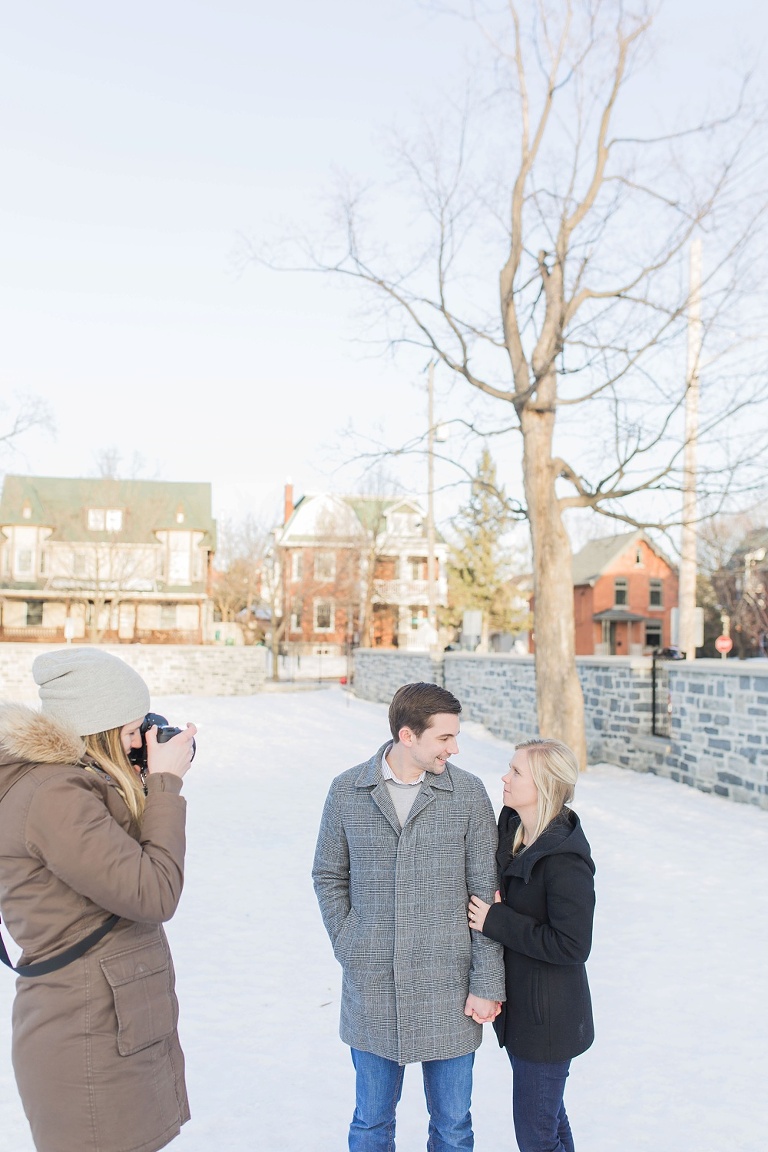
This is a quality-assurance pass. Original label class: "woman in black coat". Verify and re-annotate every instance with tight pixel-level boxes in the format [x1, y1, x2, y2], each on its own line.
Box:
[468, 738, 595, 1152]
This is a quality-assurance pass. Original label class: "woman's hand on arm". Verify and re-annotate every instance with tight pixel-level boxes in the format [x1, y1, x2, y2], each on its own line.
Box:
[468, 890, 501, 933]
[145, 723, 197, 779]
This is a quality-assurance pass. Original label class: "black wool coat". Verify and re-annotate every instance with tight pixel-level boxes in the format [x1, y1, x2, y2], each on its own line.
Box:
[482, 806, 595, 1063]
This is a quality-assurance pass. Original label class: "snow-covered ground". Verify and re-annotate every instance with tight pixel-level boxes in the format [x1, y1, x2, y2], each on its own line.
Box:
[0, 685, 766, 1151]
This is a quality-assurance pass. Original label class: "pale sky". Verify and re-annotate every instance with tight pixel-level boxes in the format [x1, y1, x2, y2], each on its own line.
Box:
[1, 0, 766, 533]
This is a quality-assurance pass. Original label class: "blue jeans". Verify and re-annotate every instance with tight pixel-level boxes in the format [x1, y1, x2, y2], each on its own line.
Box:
[507, 1052, 574, 1152]
[349, 1047, 474, 1152]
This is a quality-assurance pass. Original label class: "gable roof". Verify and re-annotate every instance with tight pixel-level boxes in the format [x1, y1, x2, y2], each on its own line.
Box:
[571, 529, 675, 586]
[727, 526, 768, 568]
[279, 492, 445, 545]
[0, 475, 216, 548]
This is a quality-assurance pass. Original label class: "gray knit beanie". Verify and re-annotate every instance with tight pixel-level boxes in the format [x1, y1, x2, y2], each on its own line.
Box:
[33, 648, 151, 736]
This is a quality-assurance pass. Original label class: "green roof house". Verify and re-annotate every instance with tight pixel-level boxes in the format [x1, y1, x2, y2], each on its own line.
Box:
[0, 475, 217, 643]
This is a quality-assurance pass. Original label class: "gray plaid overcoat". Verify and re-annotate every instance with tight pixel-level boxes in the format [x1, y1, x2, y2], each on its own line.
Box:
[312, 742, 505, 1065]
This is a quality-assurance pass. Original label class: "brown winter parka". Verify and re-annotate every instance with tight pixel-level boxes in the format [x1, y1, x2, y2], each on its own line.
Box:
[0, 703, 190, 1152]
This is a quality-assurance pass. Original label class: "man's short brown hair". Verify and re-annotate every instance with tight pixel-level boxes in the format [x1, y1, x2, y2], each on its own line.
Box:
[388, 682, 462, 742]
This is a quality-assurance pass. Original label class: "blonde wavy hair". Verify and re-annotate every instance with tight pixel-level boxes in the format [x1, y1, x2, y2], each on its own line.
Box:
[511, 737, 579, 855]
[82, 727, 146, 824]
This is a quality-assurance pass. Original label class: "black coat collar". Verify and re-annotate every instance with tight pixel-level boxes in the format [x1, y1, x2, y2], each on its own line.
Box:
[499, 807, 594, 883]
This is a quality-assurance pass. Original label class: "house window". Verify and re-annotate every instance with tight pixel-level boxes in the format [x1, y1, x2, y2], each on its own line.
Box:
[314, 599, 334, 631]
[291, 553, 303, 582]
[169, 551, 190, 583]
[88, 508, 122, 532]
[649, 578, 663, 608]
[22, 501, 31, 520]
[290, 599, 303, 632]
[26, 601, 43, 626]
[39, 550, 47, 575]
[408, 557, 426, 580]
[614, 578, 628, 607]
[314, 552, 336, 581]
[15, 548, 33, 575]
[645, 622, 662, 650]
[390, 513, 415, 536]
[160, 604, 177, 629]
[635, 547, 643, 565]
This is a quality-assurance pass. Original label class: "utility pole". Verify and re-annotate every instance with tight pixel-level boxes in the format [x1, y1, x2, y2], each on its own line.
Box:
[679, 237, 702, 661]
[426, 360, 437, 640]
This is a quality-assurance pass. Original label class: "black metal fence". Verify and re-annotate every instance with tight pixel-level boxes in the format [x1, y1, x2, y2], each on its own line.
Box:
[651, 647, 686, 736]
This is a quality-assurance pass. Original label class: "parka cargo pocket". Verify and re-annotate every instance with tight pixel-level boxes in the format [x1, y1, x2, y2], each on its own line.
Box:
[100, 941, 176, 1056]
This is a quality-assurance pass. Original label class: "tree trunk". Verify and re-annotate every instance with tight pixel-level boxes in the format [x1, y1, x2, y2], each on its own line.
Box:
[270, 632, 280, 680]
[521, 403, 587, 768]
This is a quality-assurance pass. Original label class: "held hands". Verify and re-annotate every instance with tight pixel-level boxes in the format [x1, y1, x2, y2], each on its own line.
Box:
[145, 723, 198, 779]
[463, 993, 502, 1024]
[467, 890, 502, 933]
[464, 891, 504, 1024]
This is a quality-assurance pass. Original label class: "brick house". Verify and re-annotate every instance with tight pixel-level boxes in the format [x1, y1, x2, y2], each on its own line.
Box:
[0, 475, 216, 643]
[569, 530, 678, 656]
[275, 486, 448, 655]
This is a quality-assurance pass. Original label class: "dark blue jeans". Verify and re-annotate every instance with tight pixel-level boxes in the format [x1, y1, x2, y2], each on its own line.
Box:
[349, 1047, 475, 1152]
[507, 1051, 574, 1152]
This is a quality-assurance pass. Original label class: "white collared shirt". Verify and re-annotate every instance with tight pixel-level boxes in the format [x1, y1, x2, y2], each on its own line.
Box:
[382, 752, 425, 786]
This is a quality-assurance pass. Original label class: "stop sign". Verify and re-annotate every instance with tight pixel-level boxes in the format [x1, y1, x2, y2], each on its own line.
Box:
[715, 635, 733, 654]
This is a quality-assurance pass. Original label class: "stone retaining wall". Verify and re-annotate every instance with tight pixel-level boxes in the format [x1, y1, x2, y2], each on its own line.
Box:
[352, 650, 447, 705]
[0, 643, 268, 700]
[352, 650, 768, 808]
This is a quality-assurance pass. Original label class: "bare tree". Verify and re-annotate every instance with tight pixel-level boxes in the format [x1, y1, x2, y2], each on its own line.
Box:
[699, 508, 768, 658]
[0, 395, 54, 468]
[211, 514, 275, 645]
[260, 1, 768, 763]
[46, 480, 173, 644]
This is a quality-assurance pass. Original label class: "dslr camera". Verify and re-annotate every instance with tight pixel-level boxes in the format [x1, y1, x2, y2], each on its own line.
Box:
[128, 712, 196, 776]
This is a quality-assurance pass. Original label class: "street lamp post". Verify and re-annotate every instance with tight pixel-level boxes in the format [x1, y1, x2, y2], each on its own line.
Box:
[427, 361, 437, 638]
[679, 237, 702, 661]
[426, 362, 448, 647]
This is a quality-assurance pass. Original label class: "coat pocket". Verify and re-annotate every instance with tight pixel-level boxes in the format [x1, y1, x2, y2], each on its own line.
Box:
[530, 967, 544, 1027]
[100, 940, 176, 1056]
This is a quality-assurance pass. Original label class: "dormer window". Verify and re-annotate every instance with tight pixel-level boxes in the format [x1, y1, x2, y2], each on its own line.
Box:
[176, 506, 185, 524]
[22, 501, 31, 520]
[88, 508, 123, 532]
[390, 512, 415, 536]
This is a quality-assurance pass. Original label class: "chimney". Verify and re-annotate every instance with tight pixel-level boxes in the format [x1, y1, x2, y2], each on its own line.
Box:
[284, 480, 294, 526]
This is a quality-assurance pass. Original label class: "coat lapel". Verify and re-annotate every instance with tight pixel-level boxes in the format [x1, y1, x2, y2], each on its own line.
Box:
[355, 742, 401, 836]
[354, 744, 457, 835]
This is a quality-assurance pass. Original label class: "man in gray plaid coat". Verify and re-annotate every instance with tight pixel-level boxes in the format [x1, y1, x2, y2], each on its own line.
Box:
[313, 682, 505, 1151]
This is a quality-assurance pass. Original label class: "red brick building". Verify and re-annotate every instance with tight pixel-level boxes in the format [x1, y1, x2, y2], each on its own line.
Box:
[274, 487, 448, 655]
[570, 530, 678, 656]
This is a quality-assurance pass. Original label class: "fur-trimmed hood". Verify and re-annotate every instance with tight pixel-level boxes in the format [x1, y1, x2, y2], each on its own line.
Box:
[0, 703, 85, 803]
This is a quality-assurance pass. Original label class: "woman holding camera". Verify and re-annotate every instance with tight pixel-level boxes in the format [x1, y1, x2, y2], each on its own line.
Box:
[0, 647, 197, 1152]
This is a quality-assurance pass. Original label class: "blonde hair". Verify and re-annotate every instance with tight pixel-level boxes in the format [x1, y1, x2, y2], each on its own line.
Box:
[511, 737, 579, 855]
[82, 727, 146, 824]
